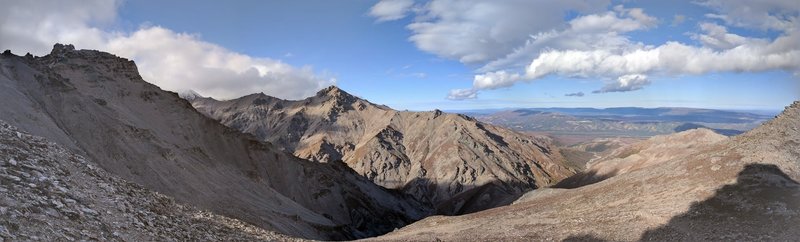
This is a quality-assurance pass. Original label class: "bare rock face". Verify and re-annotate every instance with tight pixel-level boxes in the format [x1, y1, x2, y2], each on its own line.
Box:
[0, 121, 300, 241]
[372, 101, 800, 241]
[191, 86, 576, 214]
[0, 44, 425, 240]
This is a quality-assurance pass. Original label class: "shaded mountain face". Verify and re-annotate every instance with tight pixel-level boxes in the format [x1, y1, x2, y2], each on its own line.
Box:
[372, 101, 799, 241]
[190, 86, 576, 214]
[0, 121, 298, 241]
[0, 44, 426, 240]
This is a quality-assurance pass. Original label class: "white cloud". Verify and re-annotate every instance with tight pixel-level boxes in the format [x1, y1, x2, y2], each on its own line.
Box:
[692, 22, 756, 49]
[105, 27, 335, 99]
[449, 2, 800, 98]
[0, 0, 118, 55]
[0, 0, 333, 100]
[593, 74, 650, 93]
[478, 6, 656, 72]
[446, 88, 478, 100]
[369, 0, 415, 22]
[472, 31, 799, 94]
[378, 0, 610, 64]
[462, 7, 660, 93]
[699, 0, 799, 31]
[473, 71, 523, 89]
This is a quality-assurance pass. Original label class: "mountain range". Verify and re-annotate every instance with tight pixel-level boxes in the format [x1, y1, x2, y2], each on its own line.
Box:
[189, 85, 575, 215]
[374, 101, 800, 241]
[1, 45, 797, 241]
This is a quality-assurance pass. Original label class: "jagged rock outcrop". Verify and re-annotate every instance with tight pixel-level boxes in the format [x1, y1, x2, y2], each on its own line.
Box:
[0, 121, 299, 241]
[191, 86, 576, 214]
[372, 101, 800, 241]
[0, 44, 426, 240]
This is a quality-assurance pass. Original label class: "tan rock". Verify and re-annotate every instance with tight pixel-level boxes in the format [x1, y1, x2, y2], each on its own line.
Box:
[191, 86, 576, 214]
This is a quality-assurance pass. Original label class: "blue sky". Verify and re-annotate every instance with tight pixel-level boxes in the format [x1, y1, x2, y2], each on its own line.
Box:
[1, 0, 798, 110]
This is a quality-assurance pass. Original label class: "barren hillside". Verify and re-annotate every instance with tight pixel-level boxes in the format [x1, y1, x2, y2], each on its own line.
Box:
[0, 45, 425, 240]
[191, 86, 575, 214]
[0, 121, 301, 241]
[372, 101, 800, 241]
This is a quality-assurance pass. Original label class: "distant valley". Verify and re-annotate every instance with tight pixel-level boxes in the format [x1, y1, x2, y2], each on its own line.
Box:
[457, 107, 775, 145]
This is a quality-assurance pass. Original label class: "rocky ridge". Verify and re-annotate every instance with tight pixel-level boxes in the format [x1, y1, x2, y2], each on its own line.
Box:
[0, 121, 300, 241]
[0, 44, 425, 240]
[191, 86, 576, 214]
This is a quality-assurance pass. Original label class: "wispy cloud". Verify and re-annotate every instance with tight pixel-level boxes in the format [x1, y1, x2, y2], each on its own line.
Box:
[446, 88, 478, 100]
[368, 0, 415, 22]
[565, 92, 585, 97]
[592, 74, 650, 93]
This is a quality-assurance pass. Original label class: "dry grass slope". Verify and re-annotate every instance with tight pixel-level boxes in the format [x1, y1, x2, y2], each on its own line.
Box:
[370, 101, 800, 241]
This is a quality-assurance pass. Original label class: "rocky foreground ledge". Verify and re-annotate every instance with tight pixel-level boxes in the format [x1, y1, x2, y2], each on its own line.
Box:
[0, 120, 300, 241]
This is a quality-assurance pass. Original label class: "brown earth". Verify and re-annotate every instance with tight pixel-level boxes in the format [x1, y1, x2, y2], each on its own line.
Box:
[0, 44, 425, 240]
[191, 86, 576, 214]
[371, 101, 800, 241]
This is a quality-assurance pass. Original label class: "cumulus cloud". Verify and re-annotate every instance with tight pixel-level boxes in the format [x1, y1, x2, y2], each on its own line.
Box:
[692, 22, 755, 49]
[564, 92, 585, 97]
[460, 7, 661, 93]
[473, 31, 799, 95]
[380, 0, 610, 64]
[473, 71, 523, 89]
[368, 0, 799, 100]
[446, 88, 478, 100]
[105, 27, 335, 99]
[0, 0, 118, 55]
[444, 2, 800, 99]
[593, 74, 650, 93]
[479, 6, 657, 72]
[369, 0, 415, 22]
[0, 0, 333, 100]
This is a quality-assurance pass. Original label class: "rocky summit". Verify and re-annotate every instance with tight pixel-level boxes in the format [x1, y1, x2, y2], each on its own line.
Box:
[190, 85, 576, 214]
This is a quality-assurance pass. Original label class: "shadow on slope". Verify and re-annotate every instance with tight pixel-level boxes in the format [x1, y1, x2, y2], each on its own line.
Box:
[551, 169, 618, 189]
[562, 163, 800, 241]
[639, 163, 800, 241]
[399, 176, 540, 216]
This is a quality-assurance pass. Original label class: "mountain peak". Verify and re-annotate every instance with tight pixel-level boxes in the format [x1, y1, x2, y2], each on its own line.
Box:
[315, 85, 361, 106]
[50, 43, 76, 55]
[177, 89, 203, 101]
[316, 85, 349, 97]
